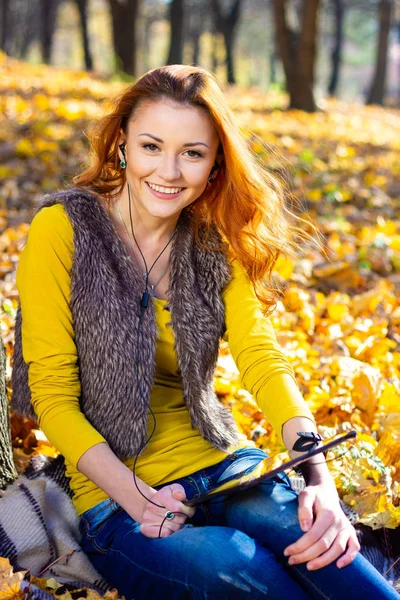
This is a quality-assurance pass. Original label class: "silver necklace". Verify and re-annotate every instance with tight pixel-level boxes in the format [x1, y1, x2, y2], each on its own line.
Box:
[115, 199, 173, 297]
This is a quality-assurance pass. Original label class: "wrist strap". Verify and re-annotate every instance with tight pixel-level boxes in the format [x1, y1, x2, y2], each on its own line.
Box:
[292, 432, 324, 477]
[292, 431, 323, 453]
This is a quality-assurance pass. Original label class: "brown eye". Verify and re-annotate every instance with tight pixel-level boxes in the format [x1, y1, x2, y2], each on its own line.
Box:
[185, 150, 203, 158]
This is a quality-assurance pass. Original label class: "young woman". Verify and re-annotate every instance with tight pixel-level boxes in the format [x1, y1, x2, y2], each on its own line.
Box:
[12, 65, 398, 599]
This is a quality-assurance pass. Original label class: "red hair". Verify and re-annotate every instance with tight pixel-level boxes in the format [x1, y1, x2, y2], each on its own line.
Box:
[73, 64, 312, 314]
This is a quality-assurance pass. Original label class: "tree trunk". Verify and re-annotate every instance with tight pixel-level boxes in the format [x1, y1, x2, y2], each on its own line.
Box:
[0, 342, 18, 491]
[273, 0, 320, 112]
[167, 0, 184, 65]
[398, 20, 400, 103]
[108, 0, 139, 77]
[19, 1, 39, 60]
[143, 17, 152, 73]
[211, 0, 242, 84]
[40, 0, 61, 64]
[188, 7, 203, 66]
[192, 30, 201, 65]
[211, 19, 218, 72]
[75, 0, 93, 71]
[269, 51, 277, 84]
[0, 0, 10, 53]
[223, 28, 235, 83]
[328, 0, 344, 96]
[366, 0, 393, 105]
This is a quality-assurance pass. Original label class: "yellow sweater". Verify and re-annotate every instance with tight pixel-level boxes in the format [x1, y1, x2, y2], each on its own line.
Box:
[16, 203, 315, 515]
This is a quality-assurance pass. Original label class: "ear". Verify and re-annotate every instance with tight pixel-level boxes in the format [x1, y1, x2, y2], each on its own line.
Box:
[118, 139, 127, 160]
[210, 163, 219, 177]
[118, 128, 127, 150]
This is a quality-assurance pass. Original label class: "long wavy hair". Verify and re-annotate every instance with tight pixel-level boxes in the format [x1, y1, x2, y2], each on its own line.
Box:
[73, 64, 312, 315]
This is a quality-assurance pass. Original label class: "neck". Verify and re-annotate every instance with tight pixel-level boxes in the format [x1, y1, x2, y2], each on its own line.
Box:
[117, 184, 180, 247]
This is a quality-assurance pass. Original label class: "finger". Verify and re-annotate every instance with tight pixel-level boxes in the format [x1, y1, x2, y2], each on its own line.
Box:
[154, 486, 195, 518]
[140, 522, 178, 538]
[167, 491, 196, 518]
[336, 534, 361, 569]
[147, 491, 195, 522]
[297, 488, 315, 532]
[154, 484, 185, 502]
[305, 530, 353, 571]
[177, 503, 196, 518]
[284, 508, 337, 557]
[287, 525, 340, 567]
[169, 483, 186, 497]
[160, 500, 195, 519]
[141, 510, 186, 536]
[172, 488, 185, 499]
[144, 505, 189, 525]
[171, 489, 191, 508]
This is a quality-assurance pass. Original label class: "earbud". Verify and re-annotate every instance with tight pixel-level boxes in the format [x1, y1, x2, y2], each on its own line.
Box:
[208, 164, 219, 184]
[119, 142, 127, 169]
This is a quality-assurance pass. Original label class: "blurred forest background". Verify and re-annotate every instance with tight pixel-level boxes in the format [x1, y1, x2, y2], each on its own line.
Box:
[1, 0, 400, 107]
[1, 0, 400, 597]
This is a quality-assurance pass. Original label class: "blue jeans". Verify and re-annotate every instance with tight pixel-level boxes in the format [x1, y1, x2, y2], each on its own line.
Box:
[79, 447, 399, 599]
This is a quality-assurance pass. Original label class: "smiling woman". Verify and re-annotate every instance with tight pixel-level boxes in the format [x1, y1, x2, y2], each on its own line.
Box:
[11, 65, 400, 600]
[113, 99, 219, 235]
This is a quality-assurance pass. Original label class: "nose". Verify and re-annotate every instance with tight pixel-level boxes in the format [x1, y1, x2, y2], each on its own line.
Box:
[156, 154, 181, 182]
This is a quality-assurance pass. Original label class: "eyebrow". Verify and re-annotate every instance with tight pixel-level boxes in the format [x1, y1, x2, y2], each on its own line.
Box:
[138, 133, 209, 149]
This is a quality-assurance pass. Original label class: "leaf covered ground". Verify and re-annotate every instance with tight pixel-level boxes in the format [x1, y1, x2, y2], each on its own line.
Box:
[0, 52, 399, 594]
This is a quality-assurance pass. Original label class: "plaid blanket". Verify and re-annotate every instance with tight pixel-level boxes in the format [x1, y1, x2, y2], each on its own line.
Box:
[0, 454, 110, 595]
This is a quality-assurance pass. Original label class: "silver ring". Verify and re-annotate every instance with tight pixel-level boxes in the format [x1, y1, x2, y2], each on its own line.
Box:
[165, 511, 175, 520]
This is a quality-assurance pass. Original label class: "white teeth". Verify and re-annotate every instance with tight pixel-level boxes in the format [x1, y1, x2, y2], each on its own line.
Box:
[147, 182, 183, 194]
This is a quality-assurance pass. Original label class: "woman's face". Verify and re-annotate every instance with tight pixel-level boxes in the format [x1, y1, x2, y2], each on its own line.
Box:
[118, 99, 220, 221]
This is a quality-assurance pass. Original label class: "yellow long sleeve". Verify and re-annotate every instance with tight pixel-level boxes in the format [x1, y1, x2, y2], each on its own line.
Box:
[16, 202, 315, 512]
[223, 261, 315, 441]
[16, 204, 107, 468]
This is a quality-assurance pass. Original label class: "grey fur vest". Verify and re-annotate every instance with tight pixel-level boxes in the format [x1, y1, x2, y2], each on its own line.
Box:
[11, 187, 240, 460]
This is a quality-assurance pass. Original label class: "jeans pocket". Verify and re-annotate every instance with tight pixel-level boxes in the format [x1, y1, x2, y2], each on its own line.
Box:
[80, 500, 123, 555]
[89, 510, 124, 555]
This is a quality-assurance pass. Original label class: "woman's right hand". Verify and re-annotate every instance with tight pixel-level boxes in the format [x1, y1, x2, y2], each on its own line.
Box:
[140, 483, 196, 538]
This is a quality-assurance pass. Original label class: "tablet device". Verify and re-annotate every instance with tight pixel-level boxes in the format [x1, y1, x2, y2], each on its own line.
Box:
[184, 429, 357, 507]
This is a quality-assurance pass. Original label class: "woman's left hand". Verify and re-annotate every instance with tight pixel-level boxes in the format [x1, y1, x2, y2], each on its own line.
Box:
[283, 480, 360, 571]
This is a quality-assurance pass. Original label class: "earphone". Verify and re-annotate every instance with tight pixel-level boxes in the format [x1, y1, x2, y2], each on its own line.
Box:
[117, 140, 188, 535]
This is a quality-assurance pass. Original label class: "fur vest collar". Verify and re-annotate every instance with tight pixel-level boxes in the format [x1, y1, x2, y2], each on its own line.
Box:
[11, 187, 240, 459]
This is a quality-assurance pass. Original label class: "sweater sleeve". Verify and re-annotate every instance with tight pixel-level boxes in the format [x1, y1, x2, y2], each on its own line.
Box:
[222, 259, 315, 445]
[16, 203, 107, 468]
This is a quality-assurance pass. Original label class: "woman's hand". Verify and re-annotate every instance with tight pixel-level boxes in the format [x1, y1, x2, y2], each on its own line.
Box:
[283, 480, 360, 570]
[140, 483, 196, 539]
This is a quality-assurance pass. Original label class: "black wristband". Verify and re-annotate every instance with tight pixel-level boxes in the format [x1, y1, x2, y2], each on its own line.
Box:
[292, 431, 323, 453]
[292, 432, 325, 478]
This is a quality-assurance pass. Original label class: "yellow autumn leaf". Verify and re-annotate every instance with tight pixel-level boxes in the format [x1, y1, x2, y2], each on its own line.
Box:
[307, 189, 322, 202]
[33, 93, 51, 111]
[327, 303, 349, 322]
[0, 558, 25, 600]
[15, 139, 35, 157]
[351, 371, 381, 426]
[273, 256, 294, 280]
[359, 510, 399, 530]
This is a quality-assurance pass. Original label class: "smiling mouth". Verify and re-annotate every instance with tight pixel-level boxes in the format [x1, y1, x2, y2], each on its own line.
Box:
[146, 182, 185, 194]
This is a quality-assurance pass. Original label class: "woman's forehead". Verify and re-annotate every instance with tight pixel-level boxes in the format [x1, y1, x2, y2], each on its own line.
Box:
[128, 99, 218, 138]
